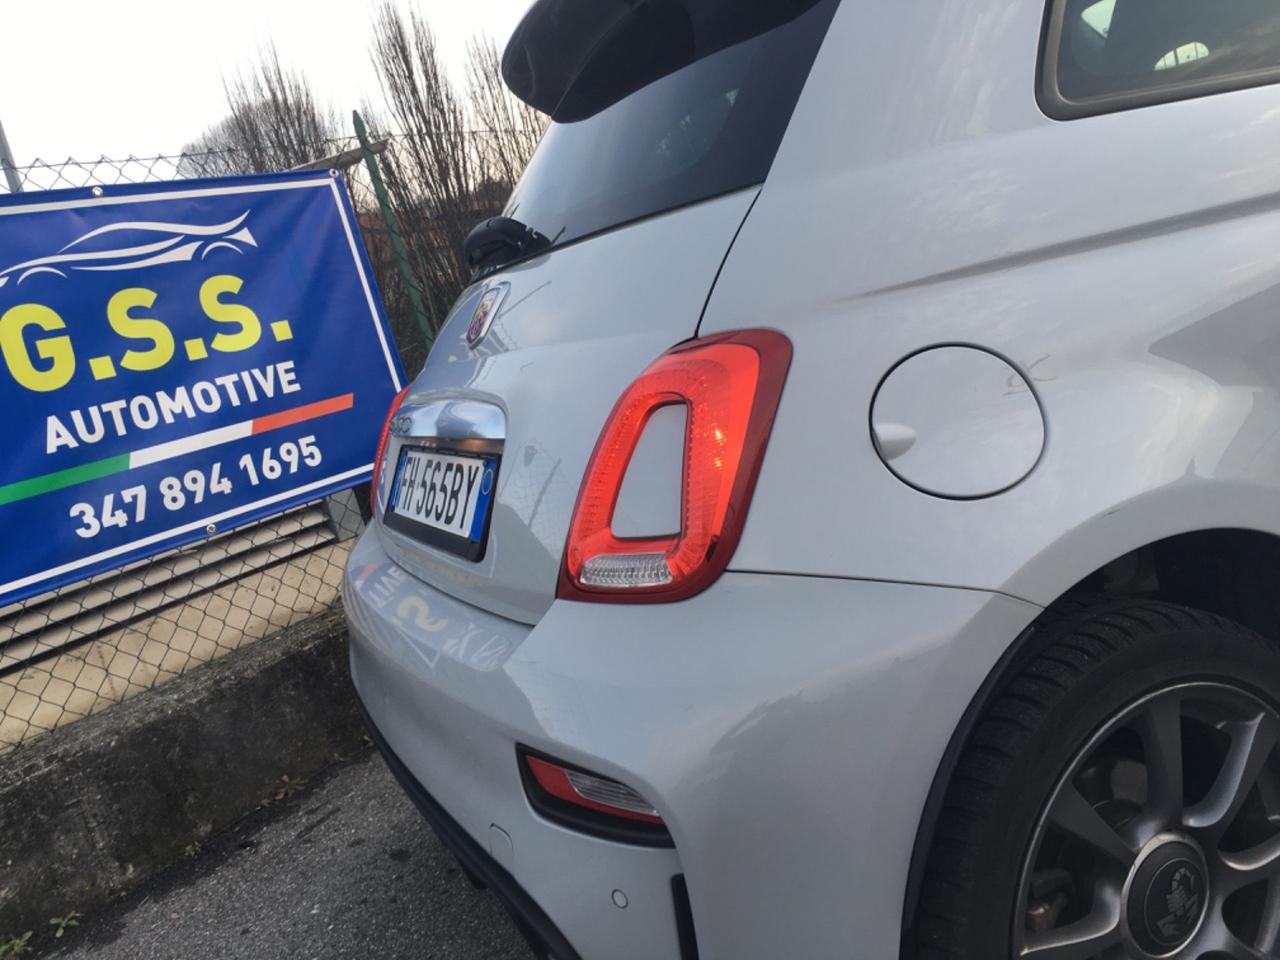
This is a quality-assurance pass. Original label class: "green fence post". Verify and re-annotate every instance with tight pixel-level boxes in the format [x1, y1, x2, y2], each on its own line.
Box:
[353, 110, 436, 350]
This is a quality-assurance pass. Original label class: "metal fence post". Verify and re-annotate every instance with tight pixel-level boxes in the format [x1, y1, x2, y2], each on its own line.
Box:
[0, 120, 22, 194]
[352, 110, 436, 349]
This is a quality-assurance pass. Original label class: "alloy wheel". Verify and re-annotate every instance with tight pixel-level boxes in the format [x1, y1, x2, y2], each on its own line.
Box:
[1015, 682, 1280, 959]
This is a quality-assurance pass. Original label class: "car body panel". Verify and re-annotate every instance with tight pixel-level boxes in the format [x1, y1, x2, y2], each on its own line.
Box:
[345, 523, 1040, 960]
[345, 532, 685, 959]
[704, 0, 1280, 604]
[374, 189, 757, 625]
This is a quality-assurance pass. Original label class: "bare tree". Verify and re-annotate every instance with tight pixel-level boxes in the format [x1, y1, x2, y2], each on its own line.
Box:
[371, 2, 484, 317]
[174, 12, 547, 364]
[370, 4, 550, 323]
[225, 43, 340, 172]
[466, 34, 546, 189]
[179, 43, 339, 177]
[177, 116, 252, 179]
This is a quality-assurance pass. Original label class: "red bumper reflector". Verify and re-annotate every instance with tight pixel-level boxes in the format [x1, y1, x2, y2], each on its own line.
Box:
[524, 755, 664, 825]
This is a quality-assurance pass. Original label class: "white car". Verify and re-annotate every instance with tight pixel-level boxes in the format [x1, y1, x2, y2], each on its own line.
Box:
[343, 1, 1280, 957]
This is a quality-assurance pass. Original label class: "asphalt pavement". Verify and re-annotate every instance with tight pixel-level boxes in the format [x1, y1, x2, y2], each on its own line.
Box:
[40, 749, 535, 960]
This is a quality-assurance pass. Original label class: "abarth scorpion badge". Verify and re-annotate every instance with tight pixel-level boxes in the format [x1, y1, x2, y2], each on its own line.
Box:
[466, 282, 510, 349]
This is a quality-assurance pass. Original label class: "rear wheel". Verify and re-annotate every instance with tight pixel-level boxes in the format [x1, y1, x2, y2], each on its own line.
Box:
[915, 601, 1280, 959]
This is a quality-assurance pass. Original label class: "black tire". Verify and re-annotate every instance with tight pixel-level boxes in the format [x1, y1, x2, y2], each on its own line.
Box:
[914, 599, 1280, 960]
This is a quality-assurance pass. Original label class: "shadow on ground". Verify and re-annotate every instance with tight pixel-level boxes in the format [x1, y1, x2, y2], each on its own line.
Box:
[35, 749, 533, 960]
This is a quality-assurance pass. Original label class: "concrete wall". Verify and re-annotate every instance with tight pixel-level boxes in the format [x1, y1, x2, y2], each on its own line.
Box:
[0, 607, 364, 937]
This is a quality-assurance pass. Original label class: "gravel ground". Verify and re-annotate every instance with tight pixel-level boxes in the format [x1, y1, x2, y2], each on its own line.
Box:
[38, 749, 534, 960]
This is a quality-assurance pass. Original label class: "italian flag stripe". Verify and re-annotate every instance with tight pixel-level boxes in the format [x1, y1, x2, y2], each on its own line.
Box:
[0, 392, 354, 506]
[252, 393, 353, 435]
[0, 455, 131, 506]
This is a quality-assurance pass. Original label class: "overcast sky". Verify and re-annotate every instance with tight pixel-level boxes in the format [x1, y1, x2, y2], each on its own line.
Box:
[2, 0, 531, 164]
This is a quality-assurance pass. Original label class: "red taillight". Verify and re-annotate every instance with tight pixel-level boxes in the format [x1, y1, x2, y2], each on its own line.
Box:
[523, 755, 664, 825]
[370, 385, 411, 510]
[559, 329, 791, 603]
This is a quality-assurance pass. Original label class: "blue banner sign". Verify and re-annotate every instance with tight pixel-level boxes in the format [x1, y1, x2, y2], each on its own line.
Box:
[0, 170, 404, 608]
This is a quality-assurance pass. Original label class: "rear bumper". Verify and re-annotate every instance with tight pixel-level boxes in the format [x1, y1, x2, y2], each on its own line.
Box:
[355, 694, 586, 960]
[343, 524, 1039, 960]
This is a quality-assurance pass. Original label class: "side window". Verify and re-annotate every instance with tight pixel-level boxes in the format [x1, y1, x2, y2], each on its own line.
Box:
[1041, 0, 1280, 118]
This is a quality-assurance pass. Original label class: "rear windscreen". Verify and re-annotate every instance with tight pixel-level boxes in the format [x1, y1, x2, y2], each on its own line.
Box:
[505, 0, 839, 250]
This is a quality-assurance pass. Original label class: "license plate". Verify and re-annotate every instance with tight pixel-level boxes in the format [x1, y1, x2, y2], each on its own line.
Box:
[385, 447, 498, 559]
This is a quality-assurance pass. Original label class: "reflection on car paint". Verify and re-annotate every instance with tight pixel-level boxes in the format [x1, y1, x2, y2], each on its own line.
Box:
[347, 557, 513, 674]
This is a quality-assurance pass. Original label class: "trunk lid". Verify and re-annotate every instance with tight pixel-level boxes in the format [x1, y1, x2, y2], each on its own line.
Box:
[372, 0, 839, 623]
[375, 189, 755, 624]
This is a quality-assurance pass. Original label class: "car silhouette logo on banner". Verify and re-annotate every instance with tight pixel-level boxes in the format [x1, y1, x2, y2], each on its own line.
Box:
[466, 282, 510, 349]
[0, 212, 257, 289]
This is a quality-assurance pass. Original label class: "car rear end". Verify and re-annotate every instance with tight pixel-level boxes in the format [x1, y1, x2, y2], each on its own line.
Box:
[343, 2, 989, 957]
[344, 183, 763, 956]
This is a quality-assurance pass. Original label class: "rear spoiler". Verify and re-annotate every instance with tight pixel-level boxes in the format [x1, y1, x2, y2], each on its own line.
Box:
[501, 0, 823, 121]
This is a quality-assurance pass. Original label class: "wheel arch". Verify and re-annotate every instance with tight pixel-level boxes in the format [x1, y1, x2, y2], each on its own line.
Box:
[899, 525, 1280, 956]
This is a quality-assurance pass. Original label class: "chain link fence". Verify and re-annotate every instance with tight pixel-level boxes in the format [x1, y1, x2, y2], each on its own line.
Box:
[5, 138, 440, 373]
[6, 152, 253, 193]
[0, 142, 426, 751]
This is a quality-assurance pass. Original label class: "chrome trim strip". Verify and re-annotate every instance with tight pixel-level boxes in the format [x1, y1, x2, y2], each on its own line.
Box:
[391, 399, 506, 443]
